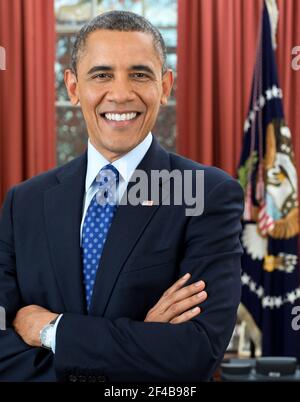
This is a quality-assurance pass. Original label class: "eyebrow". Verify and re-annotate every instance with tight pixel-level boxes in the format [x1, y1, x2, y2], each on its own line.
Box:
[87, 64, 156, 76]
[87, 65, 112, 75]
[130, 65, 155, 76]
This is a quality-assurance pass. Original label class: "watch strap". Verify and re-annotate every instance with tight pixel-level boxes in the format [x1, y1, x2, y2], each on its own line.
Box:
[50, 316, 59, 325]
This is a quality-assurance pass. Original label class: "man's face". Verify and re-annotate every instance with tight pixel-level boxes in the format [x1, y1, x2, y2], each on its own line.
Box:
[65, 29, 173, 161]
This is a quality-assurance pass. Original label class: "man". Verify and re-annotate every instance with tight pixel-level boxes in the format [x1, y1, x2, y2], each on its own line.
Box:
[0, 11, 243, 382]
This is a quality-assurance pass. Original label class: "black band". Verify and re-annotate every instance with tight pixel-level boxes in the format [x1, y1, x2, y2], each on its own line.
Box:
[50, 315, 59, 326]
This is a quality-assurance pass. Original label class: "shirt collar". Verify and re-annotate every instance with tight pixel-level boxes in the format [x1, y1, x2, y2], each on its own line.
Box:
[85, 133, 153, 192]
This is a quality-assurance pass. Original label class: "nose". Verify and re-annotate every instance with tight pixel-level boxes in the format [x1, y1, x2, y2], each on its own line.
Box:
[106, 76, 136, 104]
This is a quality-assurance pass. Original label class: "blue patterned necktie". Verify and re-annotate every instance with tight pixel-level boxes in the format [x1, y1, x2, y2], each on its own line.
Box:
[82, 164, 119, 310]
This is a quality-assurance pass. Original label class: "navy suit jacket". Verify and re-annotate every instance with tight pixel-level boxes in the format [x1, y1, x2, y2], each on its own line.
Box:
[0, 138, 244, 382]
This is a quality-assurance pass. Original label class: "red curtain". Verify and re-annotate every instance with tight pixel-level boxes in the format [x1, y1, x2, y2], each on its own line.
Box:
[177, 0, 300, 178]
[0, 0, 56, 203]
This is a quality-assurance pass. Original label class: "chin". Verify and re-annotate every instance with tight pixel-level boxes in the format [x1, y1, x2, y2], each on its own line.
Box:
[109, 144, 137, 156]
[107, 138, 140, 152]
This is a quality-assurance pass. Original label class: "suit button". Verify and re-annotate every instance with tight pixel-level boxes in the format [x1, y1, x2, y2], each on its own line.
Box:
[97, 375, 106, 382]
[78, 375, 87, 382]
[68, 374, 78, 382]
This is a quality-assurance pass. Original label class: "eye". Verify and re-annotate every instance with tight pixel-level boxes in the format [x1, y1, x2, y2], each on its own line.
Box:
[92, 73, 112, 80]
[131, 72, 150, 80]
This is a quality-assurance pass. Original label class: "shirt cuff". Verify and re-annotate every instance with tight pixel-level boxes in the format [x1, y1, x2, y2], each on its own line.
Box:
[51, 314, 63, 353]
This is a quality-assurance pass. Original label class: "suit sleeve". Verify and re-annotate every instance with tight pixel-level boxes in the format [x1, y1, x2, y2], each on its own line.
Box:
[0, 189, 55, 381]
[54, 178, 244, 382]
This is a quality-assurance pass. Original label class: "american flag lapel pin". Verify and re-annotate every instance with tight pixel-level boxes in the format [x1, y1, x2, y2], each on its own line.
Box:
[142, 200, 154, 206]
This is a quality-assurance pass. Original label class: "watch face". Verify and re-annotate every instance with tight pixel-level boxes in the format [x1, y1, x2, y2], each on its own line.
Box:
[40, 324, 53, 349]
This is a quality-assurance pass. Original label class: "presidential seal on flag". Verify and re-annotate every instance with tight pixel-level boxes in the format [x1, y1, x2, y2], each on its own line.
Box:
[237, 1, 300, 359]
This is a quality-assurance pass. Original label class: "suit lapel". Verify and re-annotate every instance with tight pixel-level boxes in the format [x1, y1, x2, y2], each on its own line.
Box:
[44, 138, 171, 316]
[44, 153, 87, 314]
[90, 138, 171, 316]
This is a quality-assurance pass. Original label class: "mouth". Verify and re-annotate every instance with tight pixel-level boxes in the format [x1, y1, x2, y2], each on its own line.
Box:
[99, 111, 142, 128]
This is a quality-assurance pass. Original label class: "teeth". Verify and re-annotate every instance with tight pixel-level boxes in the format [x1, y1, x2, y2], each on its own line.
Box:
[104, 112, 137, 121]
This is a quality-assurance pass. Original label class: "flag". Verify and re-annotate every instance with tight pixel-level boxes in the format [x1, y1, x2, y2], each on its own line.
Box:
[238, 2, 300, 359]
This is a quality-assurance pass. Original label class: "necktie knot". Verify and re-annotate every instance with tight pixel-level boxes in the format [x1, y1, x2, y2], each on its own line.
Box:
[96, 164, 119, 186]
[95, 164, 119, 206]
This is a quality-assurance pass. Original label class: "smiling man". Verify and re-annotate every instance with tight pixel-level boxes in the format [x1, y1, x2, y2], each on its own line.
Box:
[0, 11, 243, 382]
[66, 28, 172, 162]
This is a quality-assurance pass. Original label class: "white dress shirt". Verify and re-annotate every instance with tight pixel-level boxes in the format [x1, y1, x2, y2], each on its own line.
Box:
[50, 133, 153, 353]
[80, 133, 153, 243]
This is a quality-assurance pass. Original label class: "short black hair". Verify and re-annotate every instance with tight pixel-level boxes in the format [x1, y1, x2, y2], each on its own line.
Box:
[71, 10, 167, 75]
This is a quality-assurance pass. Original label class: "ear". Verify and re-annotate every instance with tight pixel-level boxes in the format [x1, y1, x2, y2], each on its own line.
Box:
[64, 69, 80, 105]
[160, 69, 174, 105]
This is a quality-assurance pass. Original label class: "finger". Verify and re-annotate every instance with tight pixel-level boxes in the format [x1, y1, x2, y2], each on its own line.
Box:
[150, 273, 193, 311]
[148, 276, 205, 319]
[165, 290, 207, 321]
[163, 273, 192, 297]
[161, 280, 206, 312]
[152, 279, 205, 315]
[170, 306, 201, 324]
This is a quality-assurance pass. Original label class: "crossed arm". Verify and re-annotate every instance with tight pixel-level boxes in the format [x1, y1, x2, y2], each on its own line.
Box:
[13, 274, 207, 347]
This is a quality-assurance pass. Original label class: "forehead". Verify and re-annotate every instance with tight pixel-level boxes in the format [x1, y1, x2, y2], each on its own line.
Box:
[79, 29, 161, 70]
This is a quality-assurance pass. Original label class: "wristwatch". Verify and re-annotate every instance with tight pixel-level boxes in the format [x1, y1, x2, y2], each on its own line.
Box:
[39, 316, 59, 350]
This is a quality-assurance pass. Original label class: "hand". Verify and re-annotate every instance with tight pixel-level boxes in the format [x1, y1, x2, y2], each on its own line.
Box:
[13, 305, 59, 347]
[144, 273, 207, 324]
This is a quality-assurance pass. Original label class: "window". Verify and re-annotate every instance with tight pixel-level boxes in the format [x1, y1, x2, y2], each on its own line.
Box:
[55, 0, 177, 166]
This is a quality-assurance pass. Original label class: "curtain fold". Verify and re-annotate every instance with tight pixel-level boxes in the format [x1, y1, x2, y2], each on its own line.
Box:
[0, 0, 56, 203]
[177, 0, 299, 178]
